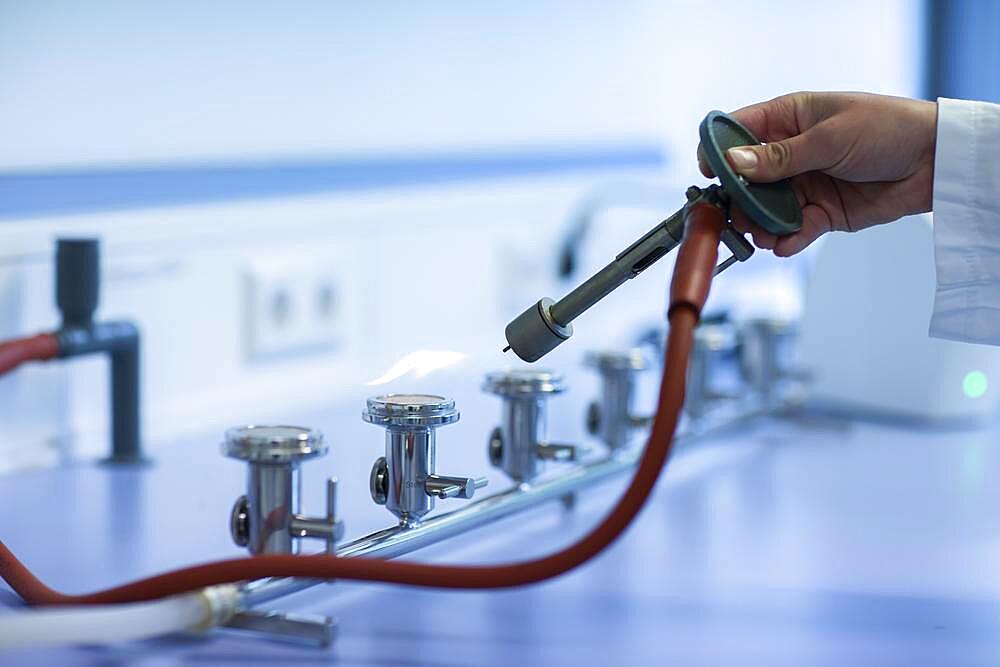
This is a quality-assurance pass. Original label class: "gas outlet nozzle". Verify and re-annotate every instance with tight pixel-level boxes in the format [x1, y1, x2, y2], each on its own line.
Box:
[502, 110, 802, 364]
[504, 186, 747, 362]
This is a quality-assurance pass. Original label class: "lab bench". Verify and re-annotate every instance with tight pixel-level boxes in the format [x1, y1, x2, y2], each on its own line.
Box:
[3, 400, 1000, 666]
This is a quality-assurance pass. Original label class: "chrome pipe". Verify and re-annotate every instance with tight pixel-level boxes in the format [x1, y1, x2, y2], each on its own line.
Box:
[247, 463, 299, 554]
[241, 448, 637, 607]
[240, 404, 766, 609]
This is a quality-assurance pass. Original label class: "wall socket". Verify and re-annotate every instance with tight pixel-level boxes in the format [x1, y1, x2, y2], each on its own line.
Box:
[242, 255, 345, 361]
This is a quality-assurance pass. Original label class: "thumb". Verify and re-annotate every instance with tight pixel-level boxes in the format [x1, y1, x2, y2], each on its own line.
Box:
[725, 131, 822, 182]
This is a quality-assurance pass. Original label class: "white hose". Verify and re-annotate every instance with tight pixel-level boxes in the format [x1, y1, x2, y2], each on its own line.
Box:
[0, 585, 239, 649]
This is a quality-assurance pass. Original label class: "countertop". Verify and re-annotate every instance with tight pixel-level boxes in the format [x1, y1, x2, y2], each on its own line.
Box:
[3, 394, 1000, 666]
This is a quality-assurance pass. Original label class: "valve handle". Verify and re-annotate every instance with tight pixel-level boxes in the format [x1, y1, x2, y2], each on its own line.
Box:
[699, 110, 803, 236]
[536, 442, 581, 463]
[425, 475, 488, 500]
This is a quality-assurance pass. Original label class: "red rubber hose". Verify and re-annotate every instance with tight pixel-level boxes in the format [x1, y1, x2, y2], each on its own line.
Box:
[0, 334, 59, 376]
[0, 203, 726, 606]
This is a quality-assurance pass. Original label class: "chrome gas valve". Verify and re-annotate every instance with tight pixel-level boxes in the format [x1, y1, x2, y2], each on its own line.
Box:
[738, 317, 802, 403]
[584, 349, 652, 451]
[686, 319, 740, 419]
[483, 369, 581, 484]
[364, 394, 487, 525]
[224, 425, 344, 555]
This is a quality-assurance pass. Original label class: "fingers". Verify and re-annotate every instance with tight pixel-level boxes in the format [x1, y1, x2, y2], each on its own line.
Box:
[693, 92, 843, 255]
[697, 146, 714, 178]
[724, 129, 831, 183]
[698, 94, 803, 178]
[772, 204, 833, 257]
[697, 92, 833, 183]
[729, 207, 776, 250]
[725, 94, 806, 142]
[729, 199, 833, 257]
[696, 127, 821, 181]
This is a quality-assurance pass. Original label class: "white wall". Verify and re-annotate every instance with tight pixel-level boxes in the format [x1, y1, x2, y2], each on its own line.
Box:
[0, 1, 923, 171]
[0, 169, 662, 471]
[0, 1, 925, 470]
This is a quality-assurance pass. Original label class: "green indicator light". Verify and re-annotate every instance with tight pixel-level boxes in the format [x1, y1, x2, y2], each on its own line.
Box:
[963, 371, 989, 399]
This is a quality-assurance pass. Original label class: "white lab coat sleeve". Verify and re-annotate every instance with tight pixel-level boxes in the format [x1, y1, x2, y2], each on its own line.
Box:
[930, 97, 1000, 345]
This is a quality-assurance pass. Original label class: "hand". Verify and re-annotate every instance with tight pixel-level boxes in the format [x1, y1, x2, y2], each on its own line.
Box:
[697, 91, 937, 256]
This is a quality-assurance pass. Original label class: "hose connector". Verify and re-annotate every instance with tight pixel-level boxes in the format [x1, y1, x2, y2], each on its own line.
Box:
[669, 186, 727, 319]
[191, 585, 241, 633]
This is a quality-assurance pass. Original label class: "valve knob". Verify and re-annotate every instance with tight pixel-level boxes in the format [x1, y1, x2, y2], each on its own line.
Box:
[223, 424, 327, 464]
[362, 393, 460, 428]
[370, 456, 389, 505]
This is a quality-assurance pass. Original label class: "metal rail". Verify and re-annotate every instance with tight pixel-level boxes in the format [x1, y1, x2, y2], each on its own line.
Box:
[240, 404, 765, 608]
[241, 449, 637, 606]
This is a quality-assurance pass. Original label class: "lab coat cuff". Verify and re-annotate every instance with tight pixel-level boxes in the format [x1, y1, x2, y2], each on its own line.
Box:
[931, 98, 1000, 343]
[933, 98, 980, 288]
[930, 286, 1000, 346]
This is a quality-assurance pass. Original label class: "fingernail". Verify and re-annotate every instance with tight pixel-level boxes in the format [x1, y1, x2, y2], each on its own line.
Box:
[727, 147, 758, 173]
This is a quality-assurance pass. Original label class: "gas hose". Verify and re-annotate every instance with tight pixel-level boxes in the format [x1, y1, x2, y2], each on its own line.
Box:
[0, 201, 726, 606]
[0, 334, 59, 376]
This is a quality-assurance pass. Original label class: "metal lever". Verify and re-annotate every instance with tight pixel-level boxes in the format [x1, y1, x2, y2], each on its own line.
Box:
[289, 477, 345, 554]
[714, 226, 754, 276]
[425, 474, 488, 500]
[536, 442, 580, 462]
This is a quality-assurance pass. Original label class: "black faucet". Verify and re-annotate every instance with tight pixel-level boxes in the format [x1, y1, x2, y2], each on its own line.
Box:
[54, 239, 144, 464]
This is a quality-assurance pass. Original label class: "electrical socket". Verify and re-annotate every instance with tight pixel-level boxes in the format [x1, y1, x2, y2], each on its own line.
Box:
[242, 255, 346, 361]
